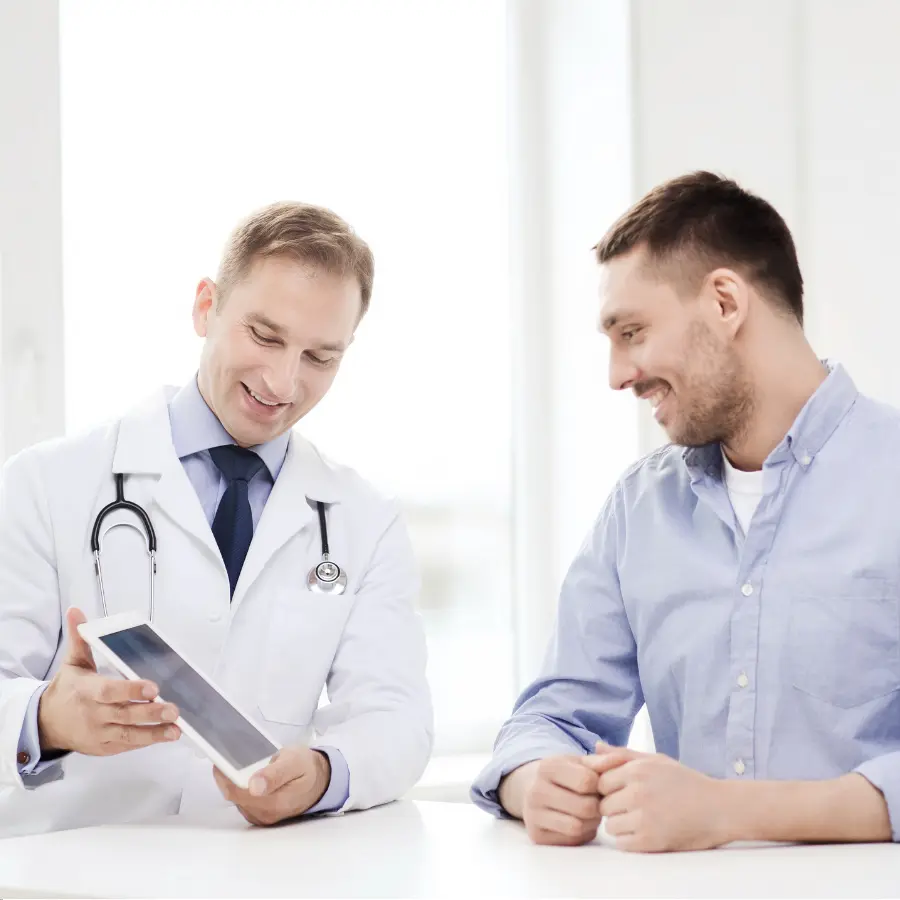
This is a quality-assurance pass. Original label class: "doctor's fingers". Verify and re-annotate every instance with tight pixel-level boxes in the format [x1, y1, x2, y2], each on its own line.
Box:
[100, 723, 180, 752]
[213, 771, 288, 826]
[105, 700, 179, 727]
[251, 747, 314, 795]
[86, 676, 159, 706]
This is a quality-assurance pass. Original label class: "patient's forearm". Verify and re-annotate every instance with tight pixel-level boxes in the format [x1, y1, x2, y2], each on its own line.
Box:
[722, 773, 891, 844]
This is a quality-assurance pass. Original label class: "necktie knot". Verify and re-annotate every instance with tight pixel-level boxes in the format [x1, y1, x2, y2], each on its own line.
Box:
[209, 445, 265, 484]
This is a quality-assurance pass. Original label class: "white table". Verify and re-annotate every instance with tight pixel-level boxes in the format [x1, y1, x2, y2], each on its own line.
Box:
[0, 800, 897, 898]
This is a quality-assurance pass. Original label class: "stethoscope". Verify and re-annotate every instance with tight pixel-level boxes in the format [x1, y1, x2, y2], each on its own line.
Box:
[91, 473, 346, 618]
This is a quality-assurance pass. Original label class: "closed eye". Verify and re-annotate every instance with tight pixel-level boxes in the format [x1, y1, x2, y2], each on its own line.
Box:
[249, 326, 281, 347]
[305, 351, 337, 367]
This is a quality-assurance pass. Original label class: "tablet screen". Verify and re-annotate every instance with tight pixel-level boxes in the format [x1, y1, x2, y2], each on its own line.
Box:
[99, 624, 278, 770]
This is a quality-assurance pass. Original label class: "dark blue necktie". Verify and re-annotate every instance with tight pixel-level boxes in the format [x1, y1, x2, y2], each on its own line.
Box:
[209, 445, 265, 597]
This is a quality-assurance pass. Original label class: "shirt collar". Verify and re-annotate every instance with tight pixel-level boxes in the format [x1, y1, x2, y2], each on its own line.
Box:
[683, 360, 858, 475]
[168, 376, 291, 481]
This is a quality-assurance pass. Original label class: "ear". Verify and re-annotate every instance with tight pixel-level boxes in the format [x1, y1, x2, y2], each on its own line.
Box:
[193, 278, 217, 338]
[706, 267, 748, 337]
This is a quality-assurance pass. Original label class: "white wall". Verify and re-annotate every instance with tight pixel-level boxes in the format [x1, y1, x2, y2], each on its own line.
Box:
[507, 0, 636, 685]
[630, 0, 900, 451]
[0, 0, 65, 459]
[803, 0, 900, 398]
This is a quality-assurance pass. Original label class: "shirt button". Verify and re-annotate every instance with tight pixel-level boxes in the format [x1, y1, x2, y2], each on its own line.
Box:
[737, 673, 749, 688]
[209, 610, 223, 622]
[800, 452, 812, 466]
[741, 582, 753, 596]
[733, 759, 746, 776]
[17, 751, 31, 766]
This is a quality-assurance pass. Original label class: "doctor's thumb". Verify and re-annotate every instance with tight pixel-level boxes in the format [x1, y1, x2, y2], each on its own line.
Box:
[64, 607, 96, 670]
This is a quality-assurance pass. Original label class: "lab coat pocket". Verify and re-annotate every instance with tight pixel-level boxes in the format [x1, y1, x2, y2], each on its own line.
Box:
[789, 579, 900, 709]
[258, 591, 356, 726]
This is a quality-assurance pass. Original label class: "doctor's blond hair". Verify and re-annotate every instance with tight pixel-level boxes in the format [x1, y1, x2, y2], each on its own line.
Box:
[215, 202, 374, 315]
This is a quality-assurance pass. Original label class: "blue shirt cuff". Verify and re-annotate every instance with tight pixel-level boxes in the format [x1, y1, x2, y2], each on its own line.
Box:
[306, 746, 349, 814]
[18, 683, 56, 776]
[855, 751, 900, 842]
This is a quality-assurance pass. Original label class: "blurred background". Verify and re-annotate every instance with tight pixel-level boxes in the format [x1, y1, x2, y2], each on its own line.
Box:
[1, 0, 898, 794]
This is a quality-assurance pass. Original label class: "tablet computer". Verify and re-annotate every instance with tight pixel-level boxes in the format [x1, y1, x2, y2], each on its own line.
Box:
[79, 611, 280, 789]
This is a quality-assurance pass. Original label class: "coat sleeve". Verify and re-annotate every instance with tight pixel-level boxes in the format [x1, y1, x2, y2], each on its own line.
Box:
[309, 504, 433, 811]
[0, 448, 64, 789]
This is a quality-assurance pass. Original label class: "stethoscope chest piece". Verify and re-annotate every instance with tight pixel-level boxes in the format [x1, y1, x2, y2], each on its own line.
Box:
[307, 501, 347, 594]
[307, 556, 347, 595]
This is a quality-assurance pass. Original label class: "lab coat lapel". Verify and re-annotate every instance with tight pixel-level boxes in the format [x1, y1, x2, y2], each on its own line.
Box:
[112, 388, 222, 563]
[230, 433, 341, 613]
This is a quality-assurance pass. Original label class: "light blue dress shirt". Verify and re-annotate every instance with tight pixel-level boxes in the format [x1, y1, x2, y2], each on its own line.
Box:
[19, 378, 349, 814]
[472, 363, 900, 841]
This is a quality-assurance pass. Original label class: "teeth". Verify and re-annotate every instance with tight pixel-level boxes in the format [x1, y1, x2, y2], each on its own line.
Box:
[248, 388, 280, 407]
[646, 389, 668, 409]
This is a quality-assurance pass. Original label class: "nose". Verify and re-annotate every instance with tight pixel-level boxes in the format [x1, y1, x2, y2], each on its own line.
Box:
[261, 351, 301, 401]
[609, 347, 641, 392]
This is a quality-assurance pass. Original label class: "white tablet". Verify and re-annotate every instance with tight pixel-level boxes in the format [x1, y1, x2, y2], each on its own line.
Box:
[78, 611, 280, 789]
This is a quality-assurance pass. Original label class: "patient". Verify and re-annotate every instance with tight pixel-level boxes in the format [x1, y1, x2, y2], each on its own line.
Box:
[472, 172, 899, 851]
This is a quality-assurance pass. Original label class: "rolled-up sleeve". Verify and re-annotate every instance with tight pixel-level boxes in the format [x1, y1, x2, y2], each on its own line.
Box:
[470, 486, 644, 817]
[856, 751, 900, 841]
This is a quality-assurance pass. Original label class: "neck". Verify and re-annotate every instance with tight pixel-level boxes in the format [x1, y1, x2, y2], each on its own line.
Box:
[722, 335, 827, 471]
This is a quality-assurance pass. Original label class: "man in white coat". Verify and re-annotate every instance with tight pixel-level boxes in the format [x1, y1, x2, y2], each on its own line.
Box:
[0, 202, 433, 836]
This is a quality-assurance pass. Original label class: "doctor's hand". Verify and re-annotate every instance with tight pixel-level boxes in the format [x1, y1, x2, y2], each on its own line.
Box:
[213, 746, 332, 826]
[584, 741, 731, 853]
[37, 607, 181, 756]
[499, 755, 604, 846]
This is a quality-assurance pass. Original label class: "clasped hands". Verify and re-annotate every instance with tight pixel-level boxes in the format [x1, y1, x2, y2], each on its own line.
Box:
[517, 742, 732, 852]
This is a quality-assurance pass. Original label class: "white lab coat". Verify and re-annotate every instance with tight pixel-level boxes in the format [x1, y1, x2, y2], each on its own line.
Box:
[0, 388, 433, 837]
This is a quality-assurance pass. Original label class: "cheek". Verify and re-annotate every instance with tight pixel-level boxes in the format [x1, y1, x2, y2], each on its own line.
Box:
[222, 333, 266, 372]
[304, 367, 340, 399]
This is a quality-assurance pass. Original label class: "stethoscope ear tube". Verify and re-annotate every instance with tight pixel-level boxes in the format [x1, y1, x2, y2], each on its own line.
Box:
[93, 477, 346, 617]
[92, 473, 158, 618]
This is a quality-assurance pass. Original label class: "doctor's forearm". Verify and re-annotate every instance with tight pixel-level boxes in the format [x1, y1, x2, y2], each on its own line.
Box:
[720, 773, 891, 844]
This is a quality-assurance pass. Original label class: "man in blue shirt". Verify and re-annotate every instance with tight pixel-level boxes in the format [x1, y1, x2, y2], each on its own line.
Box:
[472, 172, 898, 851]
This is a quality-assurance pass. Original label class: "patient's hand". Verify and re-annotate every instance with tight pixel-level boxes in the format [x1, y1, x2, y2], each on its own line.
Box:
[499, 755, 604, 846]
[585, 742, 730, 852]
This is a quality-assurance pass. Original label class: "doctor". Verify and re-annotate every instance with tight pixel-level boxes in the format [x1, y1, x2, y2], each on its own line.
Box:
[0, 201, 433, 836]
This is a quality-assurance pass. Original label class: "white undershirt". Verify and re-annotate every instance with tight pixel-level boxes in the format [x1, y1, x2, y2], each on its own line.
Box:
[721, 448, 765, 535]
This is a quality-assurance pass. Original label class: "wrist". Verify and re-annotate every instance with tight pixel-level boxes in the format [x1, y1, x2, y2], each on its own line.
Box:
[499, 760, 540, 820]
[311, 749, 332, 805]
[714, 779, 751, 844]
[36, 682, 64, 754]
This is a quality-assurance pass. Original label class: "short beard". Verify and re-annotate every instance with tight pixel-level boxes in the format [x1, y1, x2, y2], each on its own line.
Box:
[671, 320, 755, 448]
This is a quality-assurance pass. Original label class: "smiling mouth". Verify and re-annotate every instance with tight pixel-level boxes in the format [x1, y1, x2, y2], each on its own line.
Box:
[640, 386, 671, 420]
[241, 383, 288, 409]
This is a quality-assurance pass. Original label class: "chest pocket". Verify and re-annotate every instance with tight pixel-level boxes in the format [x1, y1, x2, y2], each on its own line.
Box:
[788, 578, 900, 708]
[257, 590, 356, 726]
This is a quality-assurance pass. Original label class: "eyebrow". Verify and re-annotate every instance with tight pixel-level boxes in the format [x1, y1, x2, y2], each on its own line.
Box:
[600, 312, 622, 333]
[246, 314, 347, 352]
[247, 313, 286, 336]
